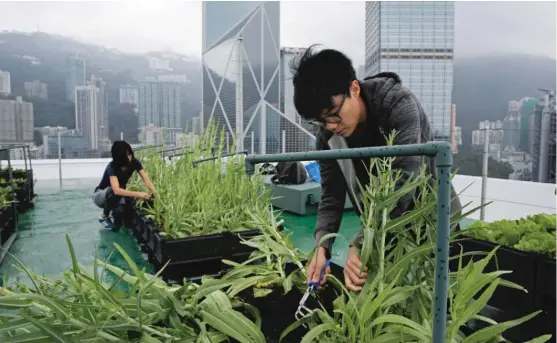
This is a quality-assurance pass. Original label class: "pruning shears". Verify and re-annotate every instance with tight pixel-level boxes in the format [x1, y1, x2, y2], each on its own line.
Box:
[295, 259, 330, 320]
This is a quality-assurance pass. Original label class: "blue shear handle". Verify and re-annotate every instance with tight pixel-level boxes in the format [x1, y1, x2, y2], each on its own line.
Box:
[308, 259, 331, 290]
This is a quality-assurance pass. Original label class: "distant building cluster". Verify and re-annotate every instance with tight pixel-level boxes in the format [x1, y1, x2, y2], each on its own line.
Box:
[471, 92, 556, 184]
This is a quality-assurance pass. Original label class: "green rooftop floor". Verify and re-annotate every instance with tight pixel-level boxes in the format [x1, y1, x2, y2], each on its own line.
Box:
[0, 179, 475, 284]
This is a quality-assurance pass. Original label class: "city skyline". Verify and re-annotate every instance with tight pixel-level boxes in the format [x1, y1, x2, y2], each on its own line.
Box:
[0, 1, 555, 67]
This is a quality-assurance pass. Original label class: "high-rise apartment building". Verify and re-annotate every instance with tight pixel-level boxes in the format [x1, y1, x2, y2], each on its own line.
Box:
[365, 1, 455, 141]
[65, 54, 87, 102]
[159, 82, 181, 130]
[139, 79, 159, 127]
[75, 85, 100, 150]
[24, 80, 48, 99]
[138, 79, 181, 130]
[202, 1, 309, 154]
[119, 84, 139, 106]
[90, 75, 110, 149]
[0, 71, 11, 95]
[0, 97, 34, 144]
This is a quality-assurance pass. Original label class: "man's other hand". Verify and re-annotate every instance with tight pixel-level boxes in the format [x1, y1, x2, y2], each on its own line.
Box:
[343, 246, 368, 291]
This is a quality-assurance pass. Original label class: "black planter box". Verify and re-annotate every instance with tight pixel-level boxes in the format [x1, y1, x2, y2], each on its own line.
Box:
[130, 205, 273, 282]
[154, 252, 254, 283]
[151, 228, 261, 266]
[534, 255, 556, 343]
[449, 237, 536, 314]
[0, 205, 16, 246]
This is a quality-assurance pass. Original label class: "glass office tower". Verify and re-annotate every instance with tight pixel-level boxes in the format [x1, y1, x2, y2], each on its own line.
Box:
[365, 1, 455, 140]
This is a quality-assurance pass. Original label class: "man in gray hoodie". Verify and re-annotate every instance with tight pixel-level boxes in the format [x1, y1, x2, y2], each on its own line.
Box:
[291, 45, 461, 291]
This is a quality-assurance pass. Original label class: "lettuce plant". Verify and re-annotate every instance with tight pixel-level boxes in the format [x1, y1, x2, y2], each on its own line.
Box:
[466, 214, 556, 258]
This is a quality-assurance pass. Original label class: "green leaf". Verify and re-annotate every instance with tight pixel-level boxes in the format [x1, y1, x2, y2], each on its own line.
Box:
[300, 322, 339, 343]
[370, 314, 430, 342]
[0, 297, 34, 309]
[200, 308, 265, 343]
[19, 313, 75, 343]
[0, 318, 32, 332]
[463, 311, 543, 343]
[279, 314, 315, 342]
[523, 335, 553, 343]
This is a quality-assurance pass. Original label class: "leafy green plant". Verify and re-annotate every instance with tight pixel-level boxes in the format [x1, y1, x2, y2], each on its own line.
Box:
[128, 121, 273, 239]
[466, 214, 556, 258]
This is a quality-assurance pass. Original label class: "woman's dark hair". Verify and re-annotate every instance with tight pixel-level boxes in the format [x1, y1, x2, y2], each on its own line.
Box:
[111, 141, 134, 168]
[290, 44, 357, 121]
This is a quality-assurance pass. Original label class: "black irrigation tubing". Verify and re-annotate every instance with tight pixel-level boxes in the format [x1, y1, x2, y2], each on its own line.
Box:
[191, 151, 248, 167]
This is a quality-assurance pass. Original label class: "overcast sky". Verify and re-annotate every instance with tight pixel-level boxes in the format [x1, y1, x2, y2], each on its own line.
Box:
[0, 1, 555, 66]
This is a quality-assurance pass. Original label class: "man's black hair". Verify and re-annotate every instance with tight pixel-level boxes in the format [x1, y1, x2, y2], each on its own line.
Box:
[290, 44, 357, 121]
[111, 140, 134, 169]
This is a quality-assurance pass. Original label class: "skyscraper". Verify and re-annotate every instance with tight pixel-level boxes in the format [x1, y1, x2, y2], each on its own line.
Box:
[365, 1, 455, 141]
[202, 1, 311, 154]
[90, 75, 109, 149]
[75, 85, 100, 150]
[65, 54, 87, 102]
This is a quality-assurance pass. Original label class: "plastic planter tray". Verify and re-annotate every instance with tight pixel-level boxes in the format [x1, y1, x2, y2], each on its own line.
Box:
[449, 237, 536, 314]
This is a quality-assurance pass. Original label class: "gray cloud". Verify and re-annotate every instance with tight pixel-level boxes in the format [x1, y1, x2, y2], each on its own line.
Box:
[0, 1, 554, 67]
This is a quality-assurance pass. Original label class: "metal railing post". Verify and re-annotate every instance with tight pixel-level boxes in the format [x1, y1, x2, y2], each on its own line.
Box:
[244, 141, 453, 343]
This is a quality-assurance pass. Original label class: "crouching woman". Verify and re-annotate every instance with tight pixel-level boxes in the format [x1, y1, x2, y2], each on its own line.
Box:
[92, 141, 155, 230]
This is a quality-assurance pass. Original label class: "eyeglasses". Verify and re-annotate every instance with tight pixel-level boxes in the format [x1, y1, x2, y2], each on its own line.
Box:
[308, 93, 347, 127]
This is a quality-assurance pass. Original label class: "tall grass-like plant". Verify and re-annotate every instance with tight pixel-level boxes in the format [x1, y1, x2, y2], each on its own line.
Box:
[277, 132, 551, 343]
[0, 234, 266, 343]
[128, 121, 273, 239]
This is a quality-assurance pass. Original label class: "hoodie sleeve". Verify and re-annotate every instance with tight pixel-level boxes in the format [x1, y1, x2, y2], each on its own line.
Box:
[314, 134, 346, 257]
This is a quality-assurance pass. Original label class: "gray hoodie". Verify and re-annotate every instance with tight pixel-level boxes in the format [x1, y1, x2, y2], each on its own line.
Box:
[313, 72, 462, 256]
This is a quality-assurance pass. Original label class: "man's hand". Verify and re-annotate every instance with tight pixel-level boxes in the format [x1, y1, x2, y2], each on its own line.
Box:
[343, 246, 367, 291]
[306, 247, 331, 289]
[135, 192, 151, 200]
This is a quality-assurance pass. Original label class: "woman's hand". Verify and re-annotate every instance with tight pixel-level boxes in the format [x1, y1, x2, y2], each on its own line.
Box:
[343, 246, 368, 291]
[135, 192, 151, 200]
